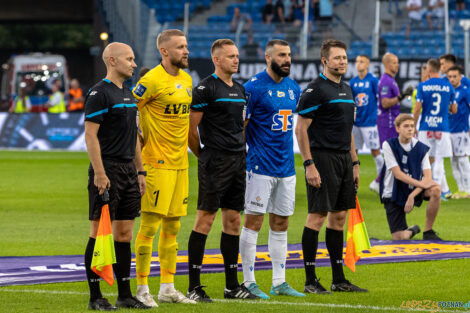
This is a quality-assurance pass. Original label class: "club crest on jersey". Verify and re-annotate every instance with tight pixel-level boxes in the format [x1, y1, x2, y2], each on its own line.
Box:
[134, 84, 147, 97]
[176, 83, 183, 89]
[277, 91, 285, 98]
[272, 109, 293, 132]
[288, 89, 295, 100]
[355, 93, 369, 107]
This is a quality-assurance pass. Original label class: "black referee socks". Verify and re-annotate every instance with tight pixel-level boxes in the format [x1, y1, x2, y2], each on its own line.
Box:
[84, 237, 103, 301]
[302, 226, 319, 285]
[188, 230, 208, 291]
[113, 241, 132, 298]
[220, 232, 240, 290]
[326, 228, 346, 283]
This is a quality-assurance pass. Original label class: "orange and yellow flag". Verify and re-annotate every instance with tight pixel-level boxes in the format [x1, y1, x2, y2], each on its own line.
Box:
[344, 196, 371, 272]
[91, 202, 116, 286]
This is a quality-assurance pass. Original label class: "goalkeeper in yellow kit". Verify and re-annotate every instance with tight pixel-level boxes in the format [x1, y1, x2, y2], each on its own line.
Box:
[132, 29, 195, 306]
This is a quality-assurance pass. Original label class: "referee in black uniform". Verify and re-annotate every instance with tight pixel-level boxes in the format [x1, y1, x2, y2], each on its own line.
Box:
[186, 39, 258, 302]
[84, 42, 151, 310]
[295, 39, 367, 293]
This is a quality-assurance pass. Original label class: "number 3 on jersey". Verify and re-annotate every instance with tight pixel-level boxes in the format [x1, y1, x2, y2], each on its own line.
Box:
[272, 109, 293, 132]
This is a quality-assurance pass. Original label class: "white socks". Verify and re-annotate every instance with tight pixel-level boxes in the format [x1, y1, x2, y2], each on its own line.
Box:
[373, 154, 384, 176]
[137, 284, 149, 295]
[240, 226, 258, 285]
[269, 229, 287, 287]
[452, 156, 470, 192]
[160, 282, 174, 294]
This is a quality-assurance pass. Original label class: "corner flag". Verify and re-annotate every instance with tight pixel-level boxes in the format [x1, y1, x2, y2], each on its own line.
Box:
[345, 196, 371, 272]
[91, 189, 116, 286]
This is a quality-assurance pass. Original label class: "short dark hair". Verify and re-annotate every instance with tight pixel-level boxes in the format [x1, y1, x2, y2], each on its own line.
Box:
[266, 39, 289, 50]
[448, 65, 463, 75]
[357, 54, 370, 60]
[157, 29, 185, 49]
[427, 58, 440, 73]
[320, 39, 347, 59]
[439, 54, 457, 64]
[211, 38, 235, 55]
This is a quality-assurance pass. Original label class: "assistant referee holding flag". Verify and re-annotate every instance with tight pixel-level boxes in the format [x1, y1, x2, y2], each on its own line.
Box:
[84, 42, 151, 310]
[295, 39, 368, 293]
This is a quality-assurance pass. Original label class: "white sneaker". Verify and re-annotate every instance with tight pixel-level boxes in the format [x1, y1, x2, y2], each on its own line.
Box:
[136, 292, 158, 308]
[369, 180, 380, 194]
[158, 288, 197, 304]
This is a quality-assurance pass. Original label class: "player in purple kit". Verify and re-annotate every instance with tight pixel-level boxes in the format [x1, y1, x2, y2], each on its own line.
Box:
[350, 55, 383, 193]
[377, 53, 412, 146]
[446, 66, 470, 199]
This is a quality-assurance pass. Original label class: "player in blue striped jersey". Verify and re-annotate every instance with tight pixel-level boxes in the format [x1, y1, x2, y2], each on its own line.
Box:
[413, 58, 457, 200]
[240, 39, 304, 299]
[446, 66, 470, 198]
[349, 55, 383, 194]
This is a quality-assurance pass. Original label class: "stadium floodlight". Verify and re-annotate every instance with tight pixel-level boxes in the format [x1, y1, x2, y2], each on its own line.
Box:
[459, 20, 470, 76]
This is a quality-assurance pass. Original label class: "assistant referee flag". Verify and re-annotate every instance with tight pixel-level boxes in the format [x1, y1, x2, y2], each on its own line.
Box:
[345, 196, 371, 272]
[91, 190, 116, 286]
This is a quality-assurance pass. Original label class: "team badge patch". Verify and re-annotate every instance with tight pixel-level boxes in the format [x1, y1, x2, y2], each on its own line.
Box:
[288, 89, 295, 100]
[134, 84, 147, 97]
[176, 83, 183, 89]
[277, 91, 285, 97]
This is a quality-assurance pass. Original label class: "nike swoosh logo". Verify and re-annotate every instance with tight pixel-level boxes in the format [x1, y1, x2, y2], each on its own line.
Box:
[169, 91, 176, 95]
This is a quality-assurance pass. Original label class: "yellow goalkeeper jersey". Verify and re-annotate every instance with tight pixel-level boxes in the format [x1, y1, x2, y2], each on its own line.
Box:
[132, 64, 192, 169]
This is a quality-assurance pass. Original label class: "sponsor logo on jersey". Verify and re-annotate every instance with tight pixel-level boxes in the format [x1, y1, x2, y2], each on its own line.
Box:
[272, 109, 293, 132]
[89, 91, 98, 96]
[197, 85, 205, 90]
[277, 91, 285, 97]
[425, 116, 443, 128]
[134, 84, 147, 97]
[355, 93, 369, 107]
[306, 88, 313, 93]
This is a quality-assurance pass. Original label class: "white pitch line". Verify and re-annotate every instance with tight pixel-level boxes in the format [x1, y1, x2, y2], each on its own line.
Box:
[0, 288, 463, 313]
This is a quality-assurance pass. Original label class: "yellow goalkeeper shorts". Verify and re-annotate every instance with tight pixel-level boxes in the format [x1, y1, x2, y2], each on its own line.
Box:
[141, 164, 188, 217]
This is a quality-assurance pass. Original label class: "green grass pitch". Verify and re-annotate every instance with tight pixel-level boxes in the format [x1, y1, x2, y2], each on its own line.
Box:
[0, 150, 469, 312]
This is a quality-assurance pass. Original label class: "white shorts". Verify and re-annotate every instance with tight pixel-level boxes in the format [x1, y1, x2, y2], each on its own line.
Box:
[245, 172, 296, 216]
[450, 131, 470, 156]
[353, 125, 380, 150]
[418, 131, 452, 157]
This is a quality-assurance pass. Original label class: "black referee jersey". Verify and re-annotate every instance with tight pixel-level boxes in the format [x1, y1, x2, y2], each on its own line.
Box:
[296, 73, 355, 152]
[84, 78, 138, 161]
[191, 73, 247, 153]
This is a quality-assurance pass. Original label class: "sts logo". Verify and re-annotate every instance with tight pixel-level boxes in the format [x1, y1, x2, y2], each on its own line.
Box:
[355, 93, 369, 107]
[272, 109, 293, 132]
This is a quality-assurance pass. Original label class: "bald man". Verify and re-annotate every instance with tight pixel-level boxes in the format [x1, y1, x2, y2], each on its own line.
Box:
[84, 42, 151, 310]
[132, 29, 195, 306]
[377, 53, 412, 147]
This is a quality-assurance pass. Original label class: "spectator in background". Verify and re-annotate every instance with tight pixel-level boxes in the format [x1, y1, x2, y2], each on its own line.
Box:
[68, 79, 84, 112]
[456, 0, 466, 12]
[388, 0, 402, 15]
[231, 6, 253, 32]
[273, 0, 286, 24]
[9, 88, 31, 113]
[262, 0, 275, 23]
[426, 0, 444, 29]
[46, 79, 66, 113]
[242, 32, 264, 59]
[282, 0, 293, 22]
[406, 0, 423, 38]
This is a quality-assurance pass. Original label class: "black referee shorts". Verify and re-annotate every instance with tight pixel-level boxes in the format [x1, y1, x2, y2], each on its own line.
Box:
[197, 147, 246, 212]
[88, 159, 141, 221]
[306, 149, 355, 213]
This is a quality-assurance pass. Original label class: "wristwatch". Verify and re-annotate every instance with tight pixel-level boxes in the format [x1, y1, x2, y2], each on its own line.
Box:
[303, 159, 314, 167]
[137, 171, 147, 176]
[352, 160, 360, 166]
